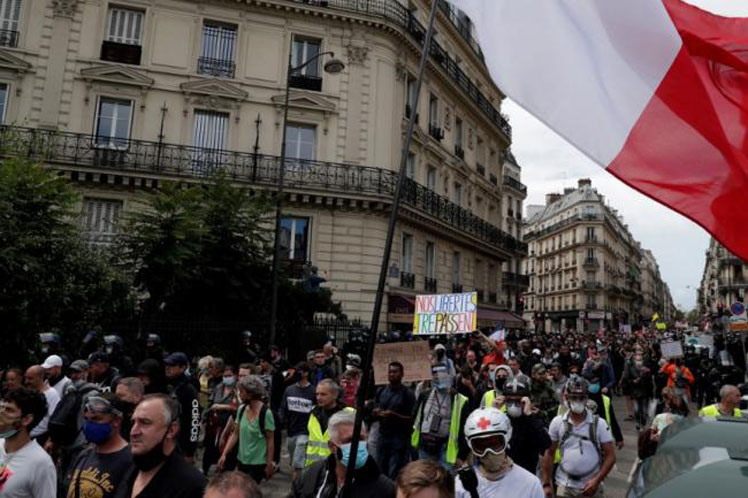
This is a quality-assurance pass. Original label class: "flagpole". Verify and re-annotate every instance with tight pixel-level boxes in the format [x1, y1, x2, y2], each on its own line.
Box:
[342, 2, 440, 494]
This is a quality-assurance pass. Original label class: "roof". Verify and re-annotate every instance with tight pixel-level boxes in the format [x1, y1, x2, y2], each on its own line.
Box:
[525, 185, 602, 225]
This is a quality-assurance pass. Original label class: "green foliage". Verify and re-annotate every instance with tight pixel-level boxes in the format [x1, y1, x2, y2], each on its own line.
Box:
[0, 157, 135, 365]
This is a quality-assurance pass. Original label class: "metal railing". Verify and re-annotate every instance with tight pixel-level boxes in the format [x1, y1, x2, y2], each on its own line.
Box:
[424, 277, 437, 293]
[0, 126, 526, 255]
[503, 272, 529, 287]
[197, 57, 236, 79]
[524, 213, 603, 240]
[452, 283, 463, 293]
[285, 0, 511, 140]
[503, 176, 527, 194]
[0, 29, 18, 48]
[400, 272, 415, 289]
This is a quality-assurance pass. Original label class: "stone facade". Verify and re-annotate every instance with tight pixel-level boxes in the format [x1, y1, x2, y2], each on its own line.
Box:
[0, 0, 526, 331]
[699, 238, 747, 318]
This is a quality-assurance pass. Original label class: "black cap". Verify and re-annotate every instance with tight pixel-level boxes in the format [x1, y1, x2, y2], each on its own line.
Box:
[89, 351, 110, 364]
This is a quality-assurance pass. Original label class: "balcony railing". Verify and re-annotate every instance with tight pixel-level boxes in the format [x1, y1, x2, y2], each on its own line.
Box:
[198, 57, 236, 79]
[0, 29, 19, 48]
[476, 163, 485, 176]
[404, 105, 419, 124]
[0, 126, 527, 255]
[503, 175, 527, 194]
[452, 283, 463, 293]
[477, 289, 485, 302]
[524, 213, 603, 240]
[401, 272, 415, 289]
[488, 292, 497, 304]
[435, 0, 485, 63]
[289, 74, 323, 92]
[503, 272, 530, 287]
[428, 124, 444, 141]
[100, 40, 142, 65]
[454, 145, 464, 160]
[284, 0, 511, 140]
[583, 257, 599, 267]
[582, 281, 602, 290]
[489, 174, 498, 186]
[424, 277, 437, 293]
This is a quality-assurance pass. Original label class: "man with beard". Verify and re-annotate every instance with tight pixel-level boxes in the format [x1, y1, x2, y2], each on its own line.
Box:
[66, 396, 132, 498]
[41, 355, 71, 399]
[455, 408, 544, 498]
[115, 394, 204, 498]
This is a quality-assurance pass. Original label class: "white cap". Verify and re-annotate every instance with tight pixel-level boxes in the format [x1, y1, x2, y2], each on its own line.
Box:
[434, 343, 446, 351]
[41, 354, 63, 369]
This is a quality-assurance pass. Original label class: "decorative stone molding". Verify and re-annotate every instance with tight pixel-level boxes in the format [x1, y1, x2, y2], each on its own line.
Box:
[467, 127, 474, 150]
[52, 0, 79, 18]
[346, 44, 369, 66]
[0, 49, 32, 74]
[443, 106, 451, 131]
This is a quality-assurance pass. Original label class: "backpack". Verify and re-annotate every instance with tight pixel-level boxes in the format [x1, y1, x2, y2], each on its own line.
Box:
[237, 403, 269, 434]
[457, 466, 480, 498]
[558, 415, 603, 479]
[48, 384, 98, 446]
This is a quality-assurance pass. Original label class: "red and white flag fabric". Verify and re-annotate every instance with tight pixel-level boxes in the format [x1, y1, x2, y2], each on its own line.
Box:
[454, 0, 748, 260]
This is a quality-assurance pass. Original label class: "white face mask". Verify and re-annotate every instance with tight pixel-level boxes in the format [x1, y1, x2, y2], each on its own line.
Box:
[570, 401, 586, 414]
[506, 404, 523, 418]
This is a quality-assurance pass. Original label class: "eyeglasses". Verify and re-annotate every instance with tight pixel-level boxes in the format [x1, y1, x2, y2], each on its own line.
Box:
[567, 395, 588, 403]
[468, 434, 506, 457]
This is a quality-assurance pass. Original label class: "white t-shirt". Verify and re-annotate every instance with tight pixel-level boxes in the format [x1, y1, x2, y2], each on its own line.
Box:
[29, 388, 60, 438]
[49, 376, 71, 399]
[455, 464, 544, 498]
[0, 438, 57, 498]
[549, 410, 613, 489]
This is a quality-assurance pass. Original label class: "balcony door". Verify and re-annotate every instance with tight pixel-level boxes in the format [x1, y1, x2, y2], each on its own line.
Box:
[199, 23, 237, 78]
[192, 110, 229, 174]
[0, 0, 21, 47]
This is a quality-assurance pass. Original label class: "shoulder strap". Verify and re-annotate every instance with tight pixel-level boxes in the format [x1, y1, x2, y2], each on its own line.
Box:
[237, 403, 246, 423]
[589, 415, 601, 454]
[458, 467, 480, 498]
[259, 404, 268, 434]
[559, 418, 574, 455]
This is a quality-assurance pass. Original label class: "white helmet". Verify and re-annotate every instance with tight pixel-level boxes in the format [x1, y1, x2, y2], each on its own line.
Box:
[464, 407, 512, 456]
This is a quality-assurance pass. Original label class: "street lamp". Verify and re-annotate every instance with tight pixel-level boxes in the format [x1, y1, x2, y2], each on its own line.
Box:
[268, 49, 345, 346]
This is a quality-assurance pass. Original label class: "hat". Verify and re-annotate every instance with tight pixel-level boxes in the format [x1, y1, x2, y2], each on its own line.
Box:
[531, 363, 547, 375]
[164, 352, 189, 366]
[434, 343, 446, 351]
[89, 351, 110, 364]
[70, 360, 90, 372]
[41, 354, 63, 369]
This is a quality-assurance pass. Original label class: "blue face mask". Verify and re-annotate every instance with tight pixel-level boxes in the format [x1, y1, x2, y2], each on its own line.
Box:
[338, 441, 368, 469]
[223, 376, 236, 387]
[83, 420, 112, 444]
[589, 383, 601, 394]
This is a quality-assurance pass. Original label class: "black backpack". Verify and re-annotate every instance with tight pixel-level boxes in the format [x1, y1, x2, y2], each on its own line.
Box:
[237, 403, 269, 434]
[48, 385, 98, 446]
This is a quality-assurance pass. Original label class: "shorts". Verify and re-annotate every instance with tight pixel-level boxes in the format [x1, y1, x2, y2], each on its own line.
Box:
[288, 434, 309, 469]
[556, 484, 604, 497]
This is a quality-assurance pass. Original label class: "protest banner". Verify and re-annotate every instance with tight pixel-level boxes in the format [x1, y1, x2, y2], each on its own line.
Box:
[413, 292, 477, 335]
[373, 341, 432, 385]
[660, 341, 684, 359]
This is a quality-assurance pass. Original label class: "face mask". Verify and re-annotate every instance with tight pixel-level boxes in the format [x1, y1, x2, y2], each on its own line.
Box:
[133, 428, 169, 471]
[223, 376, 236, 387]
[40, 346, 50, 354]
[589, 383, 601, 394]
[337, 441, 368, 469]
[494, 377, 506, 392]
[570, 401, 586, 414]
[434, 375, 451, 390]
[506, 403, 523, 418]
[0, 428, 18, 439]
[106, 346, 114, 355]
[436, 350, 445, 360]
[83, 421, 112, 444]
[479, 451, 507, 473]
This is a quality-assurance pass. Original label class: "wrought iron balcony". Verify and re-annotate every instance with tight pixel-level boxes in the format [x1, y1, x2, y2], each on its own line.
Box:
[489, 174, 498, 186]
[524, 213, 604, 240]
[476, 163, 485, 176]
[401, 272, 415, 289]
[583, 257, 599, 268]
[452, 283, 463, 293]
[503, 272, 529, 288]
[424, 277, 437, 293]
[582, 281, 602, 290]
[100, 40, 142, 65]
[0, 29, 19, 48]
[198, 57, 236, 79]
[404, 104, 419, 124]
[428, 124, 444, 141]
[503, 176, 527, 194]
[289, 74, 323, 92]
[454, 145, 464, 160]
[284, 0, 510, 140]
[0, 126, 527, 256]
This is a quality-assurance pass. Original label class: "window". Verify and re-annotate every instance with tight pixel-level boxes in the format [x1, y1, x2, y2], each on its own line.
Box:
[95, 98, 132, 148]
[199, 23, 237, 78]
[285, 124, 316, 161]
[82, 198, 122, 246]
[406, 153, 416, 179]
[292, 37, 321, 77]
[106, 7, 143, 45]
[429, 93, 439, 126]
[587, 227, 595, 240]
[453, 251, 461, 284]
[454, 182, 462, 206]
[455, 117, 463, 148]
[0, 0, 21, 47]
[405, 74, 417, 115]
[426, 242, 436, 279]
[280, 216, 310, 260]
[192, 110, 229, 171]
[402, 233, 413, 274]
[587, 248, 595, 259]
[0, 83, 7, 124]
[426, 166, 436, 191]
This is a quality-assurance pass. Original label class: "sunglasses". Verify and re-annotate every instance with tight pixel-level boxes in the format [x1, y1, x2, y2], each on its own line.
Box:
[468, 434, 506, 457]
[84, 396, 121, 417]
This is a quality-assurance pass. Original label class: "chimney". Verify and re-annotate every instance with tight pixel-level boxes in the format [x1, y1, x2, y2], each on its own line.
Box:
[578, 178, 592, 188]
[563, 187, 575, 195]
[545, 193, 562, 205]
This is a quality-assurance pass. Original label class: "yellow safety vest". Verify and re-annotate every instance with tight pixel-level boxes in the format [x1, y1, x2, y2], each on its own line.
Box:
[554, 395, 611, 464]
[305, 407, 354, 467]
[698, 404, 742, 418]
[411, 391, 468, 466]
[480, 390, 507, 413]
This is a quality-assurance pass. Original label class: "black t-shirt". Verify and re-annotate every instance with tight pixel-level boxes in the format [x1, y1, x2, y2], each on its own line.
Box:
[66, 445, 132, 498]
[115, 451, 205, 498]
[507, 414, 551, 474]
[374, 384, 415, 438]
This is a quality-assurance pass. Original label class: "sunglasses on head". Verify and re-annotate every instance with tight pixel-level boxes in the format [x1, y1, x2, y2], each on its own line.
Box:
[84, 396, 121, 417]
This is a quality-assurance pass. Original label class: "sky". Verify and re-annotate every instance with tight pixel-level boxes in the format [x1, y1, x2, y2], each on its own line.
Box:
[484, 0, 748, 311]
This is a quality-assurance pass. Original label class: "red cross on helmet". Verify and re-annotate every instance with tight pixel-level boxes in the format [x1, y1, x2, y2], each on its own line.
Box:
[464, 407, 512, 457]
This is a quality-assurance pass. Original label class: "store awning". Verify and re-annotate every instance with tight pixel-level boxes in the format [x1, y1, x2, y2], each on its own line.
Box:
[477, 308, 525, 329]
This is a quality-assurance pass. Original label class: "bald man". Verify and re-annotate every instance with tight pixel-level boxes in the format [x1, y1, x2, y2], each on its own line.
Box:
[699, 384, 743, 418]
[25, 365, 61, 441]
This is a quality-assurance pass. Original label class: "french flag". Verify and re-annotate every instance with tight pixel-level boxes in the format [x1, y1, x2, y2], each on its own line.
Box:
[455, 0, 748, 260]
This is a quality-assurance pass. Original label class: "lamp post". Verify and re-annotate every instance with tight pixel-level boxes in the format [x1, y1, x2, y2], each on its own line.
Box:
[268, 48, 345, 346]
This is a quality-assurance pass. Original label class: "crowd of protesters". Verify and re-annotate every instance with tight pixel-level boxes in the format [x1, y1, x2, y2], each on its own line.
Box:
[0, 325, 745, 498]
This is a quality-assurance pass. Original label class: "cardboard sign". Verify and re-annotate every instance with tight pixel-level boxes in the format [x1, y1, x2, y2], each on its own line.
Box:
[660, 341, 683, 359]
[413, 292, 477, 335]
[373, 341, 433, 385]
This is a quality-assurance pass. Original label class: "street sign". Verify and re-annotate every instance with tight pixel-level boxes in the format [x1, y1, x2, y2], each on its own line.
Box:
[731, 302, 745, 316]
